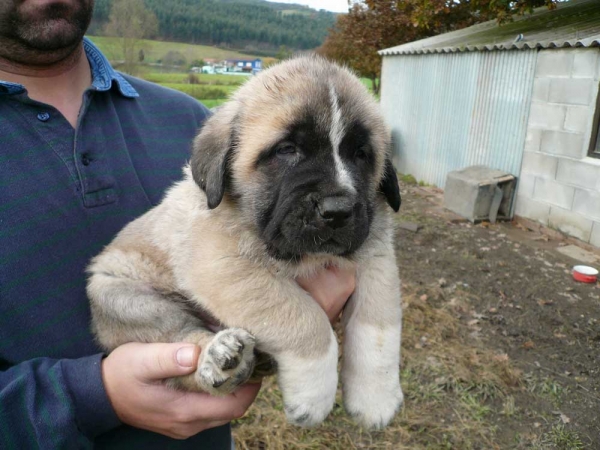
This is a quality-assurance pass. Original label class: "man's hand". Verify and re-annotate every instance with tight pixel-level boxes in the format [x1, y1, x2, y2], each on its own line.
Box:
[102, 342, 260, 439]
[297, 265, 356, 323]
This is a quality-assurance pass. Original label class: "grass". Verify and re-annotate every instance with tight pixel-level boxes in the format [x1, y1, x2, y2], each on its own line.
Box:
[399, 174, 418, 185]
[231, 284, 524, 449]
[143, 72, 249, 86]
[159, 83, 233, 99]
[86, 35, 262, 65]
[525, 373, 565, 406]
[199, 99, 226, 109]
[534, 424, 585, 450]
[138, 70, 376, 109]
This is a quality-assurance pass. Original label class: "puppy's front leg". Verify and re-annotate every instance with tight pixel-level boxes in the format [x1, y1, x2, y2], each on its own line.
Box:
[187, 267, 338, 427]
[342, 251, 403, 429]
[275, 326, 338, 427]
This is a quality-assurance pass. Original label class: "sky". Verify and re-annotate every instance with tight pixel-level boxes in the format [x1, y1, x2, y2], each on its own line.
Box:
[266, 0, 349, 13]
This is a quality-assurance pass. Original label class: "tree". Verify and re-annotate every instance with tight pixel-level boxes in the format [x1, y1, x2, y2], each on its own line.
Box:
[104, 0, 158, 75]
[276, 45, 293, 61]
[161, 50, 187, 68]
[319, 0, 557, 95]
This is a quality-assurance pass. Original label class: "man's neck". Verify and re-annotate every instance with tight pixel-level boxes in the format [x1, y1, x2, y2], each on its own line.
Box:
[0, 42, 92, 128]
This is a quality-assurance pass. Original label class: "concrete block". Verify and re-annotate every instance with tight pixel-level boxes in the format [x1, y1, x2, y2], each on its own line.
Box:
[564, 105, 591, 134]
[444, 166, 516, 222]
[533, 177, 575, 209]
[556, 244, 599, 263]
[531, 78, 550, 102]
[549, 78, 595, 105]
[515, 195, 550, 225]
[572, 49, 598, 78]
[521, 151, 558, 179]
[524, 128, 542, 152]
[549, 206, 594, 242]
[591, 221, 600, 247]
[528, 102, 565, 129]
[556, 158, 600, 189]
[573, 189, 600, 221]
[516, 173, 536, 198]
[540, 130, 585, 159]
[536, 49, 573, 78]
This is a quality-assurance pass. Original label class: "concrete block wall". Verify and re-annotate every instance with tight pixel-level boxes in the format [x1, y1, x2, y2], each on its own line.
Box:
[516, 48, 600, 247]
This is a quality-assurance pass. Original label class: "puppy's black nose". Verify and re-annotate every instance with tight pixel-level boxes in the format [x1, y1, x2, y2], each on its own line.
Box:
[317, 196, 354, 228]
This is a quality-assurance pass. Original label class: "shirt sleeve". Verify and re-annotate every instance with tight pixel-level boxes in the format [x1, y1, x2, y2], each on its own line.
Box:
[0, 353, 121, 449]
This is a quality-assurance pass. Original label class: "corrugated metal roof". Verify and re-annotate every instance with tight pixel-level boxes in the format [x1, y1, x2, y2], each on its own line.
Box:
[379, 0, 600, 56]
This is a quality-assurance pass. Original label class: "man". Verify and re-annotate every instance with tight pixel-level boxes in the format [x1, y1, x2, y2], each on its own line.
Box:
[0, 0, 354, 448]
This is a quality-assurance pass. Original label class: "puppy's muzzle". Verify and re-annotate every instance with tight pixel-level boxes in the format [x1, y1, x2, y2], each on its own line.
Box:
[316, 196, 354, 229]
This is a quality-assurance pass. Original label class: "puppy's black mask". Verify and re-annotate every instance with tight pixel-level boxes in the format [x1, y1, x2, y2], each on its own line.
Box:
[253, 117, 399, 261]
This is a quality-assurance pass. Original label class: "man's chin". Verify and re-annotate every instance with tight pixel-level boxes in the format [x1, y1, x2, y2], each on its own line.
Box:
[10, 0, 92, 52]
[19, 19, 83, 51]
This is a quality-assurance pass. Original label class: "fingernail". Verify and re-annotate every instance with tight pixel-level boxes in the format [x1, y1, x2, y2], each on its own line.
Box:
[176, 346, 195, 367]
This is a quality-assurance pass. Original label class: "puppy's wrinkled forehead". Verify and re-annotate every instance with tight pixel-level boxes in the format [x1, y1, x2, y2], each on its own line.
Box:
[230, 57, 387, 178]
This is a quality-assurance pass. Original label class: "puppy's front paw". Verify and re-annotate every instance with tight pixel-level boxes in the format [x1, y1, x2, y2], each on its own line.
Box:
[277, 335, 338, 427]
[196, 328, 256, 395]
[343, 377, 403, 429]
[283, 393, 335, 427]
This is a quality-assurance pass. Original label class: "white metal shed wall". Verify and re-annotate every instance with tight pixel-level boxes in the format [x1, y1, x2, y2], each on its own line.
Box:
[381, 50, 537, 188]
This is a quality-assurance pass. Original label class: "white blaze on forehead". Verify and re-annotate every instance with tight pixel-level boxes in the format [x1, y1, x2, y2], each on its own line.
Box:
[328, 85, 356, 193]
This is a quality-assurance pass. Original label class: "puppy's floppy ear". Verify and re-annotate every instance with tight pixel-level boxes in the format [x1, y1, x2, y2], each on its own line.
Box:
[379, 157, 401, 212]
[191, 104, 237, 209]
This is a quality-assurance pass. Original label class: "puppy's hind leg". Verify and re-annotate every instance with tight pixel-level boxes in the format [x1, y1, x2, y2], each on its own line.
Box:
[88, 273, 256, 395]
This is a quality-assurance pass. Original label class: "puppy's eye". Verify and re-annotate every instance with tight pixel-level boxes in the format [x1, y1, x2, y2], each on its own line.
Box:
[276, 143, 297, 157]
[355, 148, 368, 160]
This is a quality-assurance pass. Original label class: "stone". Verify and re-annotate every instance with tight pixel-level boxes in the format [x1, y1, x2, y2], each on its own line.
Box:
[556, 244, 598, 264]
[549, 207, 594, 242]
[564, 105, 591, 134]
[533, 178, 575, 210]
[540, 130, 585, 159]
[398, 222, 420, 233]
[521, 151, 558, 179]
[514, 195, 551, 225]
[535, 49, 573, 78]
[549, 78, 596, 106]
[444, 166, 516, 223]
[528, 102, 565, 130]
[556, 159, 600, 190]
[591, 222, 600, 248]
[573, 189, 600, 221]
[572, 49, 598, 78]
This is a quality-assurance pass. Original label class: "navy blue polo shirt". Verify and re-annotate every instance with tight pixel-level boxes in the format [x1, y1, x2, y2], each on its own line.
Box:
[0, 38, 232, 449]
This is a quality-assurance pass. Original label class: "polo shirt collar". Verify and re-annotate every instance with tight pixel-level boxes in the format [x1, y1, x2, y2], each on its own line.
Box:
[0, 36, 139, 98]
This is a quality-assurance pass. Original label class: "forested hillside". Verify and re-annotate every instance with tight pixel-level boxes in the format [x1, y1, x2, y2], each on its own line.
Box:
[89, 0, 337, 51]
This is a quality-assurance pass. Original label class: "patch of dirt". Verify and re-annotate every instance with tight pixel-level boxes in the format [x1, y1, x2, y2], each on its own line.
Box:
[233, 181, 600, 450]
[396, 183, 600, 448]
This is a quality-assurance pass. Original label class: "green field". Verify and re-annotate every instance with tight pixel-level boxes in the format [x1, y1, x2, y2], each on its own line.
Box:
[87, 35, 260, 107]
[87, 35, 377, 107]
[86, 35, 261, 65]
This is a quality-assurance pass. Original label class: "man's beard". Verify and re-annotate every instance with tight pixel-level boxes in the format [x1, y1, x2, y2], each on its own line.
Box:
[0, 1, 93, 58]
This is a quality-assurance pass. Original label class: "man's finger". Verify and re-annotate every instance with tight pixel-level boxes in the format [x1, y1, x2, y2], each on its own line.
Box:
[179, 382, 262, 422]
[130, 342, 200, 381]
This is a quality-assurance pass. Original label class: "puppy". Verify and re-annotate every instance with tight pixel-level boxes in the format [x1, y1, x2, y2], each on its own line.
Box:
[87, 56, 403, 429]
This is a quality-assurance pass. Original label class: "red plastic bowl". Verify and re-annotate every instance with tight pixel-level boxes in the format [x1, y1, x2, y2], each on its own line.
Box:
[572, 265, 598, 283]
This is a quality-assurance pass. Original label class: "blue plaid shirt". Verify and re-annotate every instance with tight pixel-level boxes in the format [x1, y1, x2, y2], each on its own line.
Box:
[0, 38, 231, 449]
